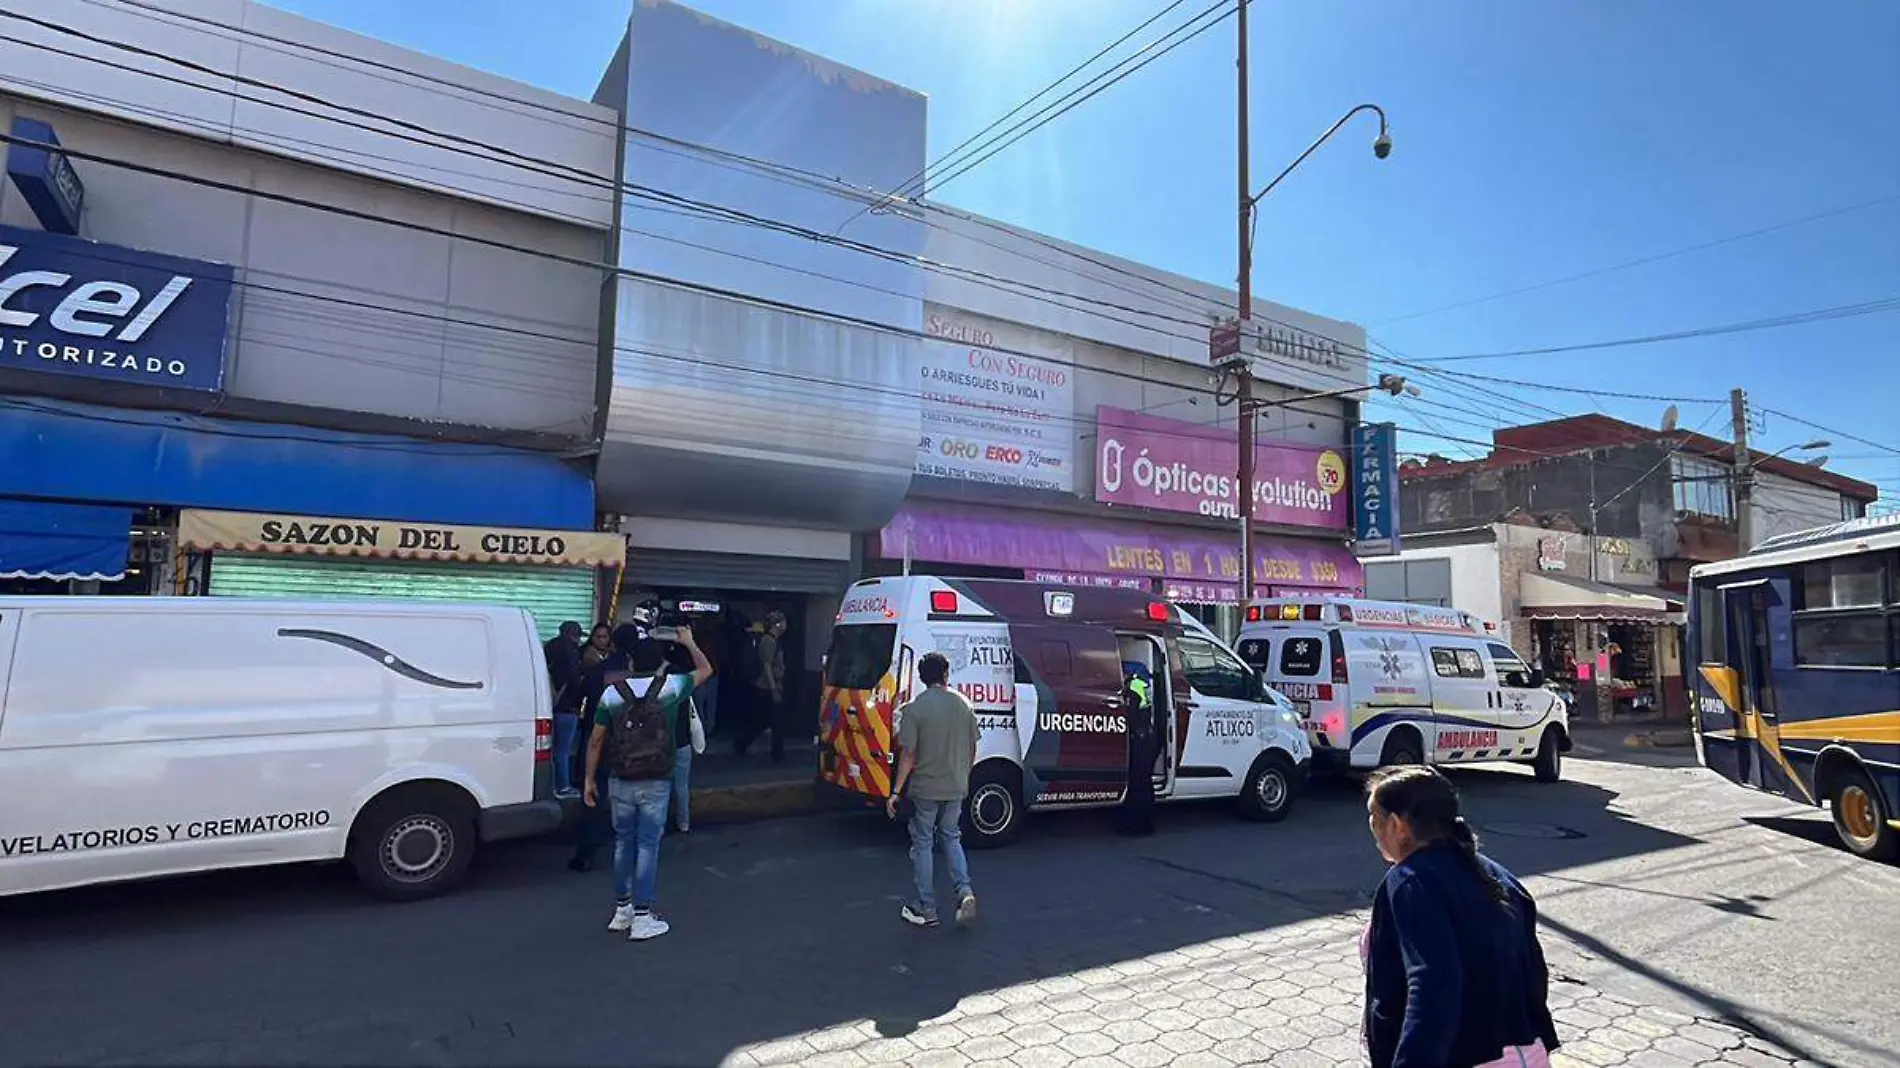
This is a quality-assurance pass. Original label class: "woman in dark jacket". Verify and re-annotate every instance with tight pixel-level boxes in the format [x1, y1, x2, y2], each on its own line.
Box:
[1362, 766, 1559, 1068]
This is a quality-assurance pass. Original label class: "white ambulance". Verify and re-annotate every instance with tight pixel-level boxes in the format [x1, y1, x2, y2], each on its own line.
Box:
[818, 577, 1312, 847]
[1235, 597, 1571, 781]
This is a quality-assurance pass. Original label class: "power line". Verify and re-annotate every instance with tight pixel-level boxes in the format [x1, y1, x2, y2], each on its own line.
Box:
[844, 0, 1195, 220]
[1416, 295, 1900, 363]
[1376, 191, 1900, 326]
[1758, 408, 1900, 460]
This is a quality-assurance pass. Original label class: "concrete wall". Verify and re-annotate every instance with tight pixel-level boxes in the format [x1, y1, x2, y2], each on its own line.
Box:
[0, 94, 607, 442]
[1368, 538, 1504, 630]
[1404, 443, 1679, 548]
[1751, 468, 1851, 544]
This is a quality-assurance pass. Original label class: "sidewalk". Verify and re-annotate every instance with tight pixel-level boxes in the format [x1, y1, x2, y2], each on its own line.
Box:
[686, 737, 830, 824]
[1566, 710, 1698, 755]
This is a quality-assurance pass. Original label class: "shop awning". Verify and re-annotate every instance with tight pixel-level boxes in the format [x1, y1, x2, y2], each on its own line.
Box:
[1521, 572, 1684, 623]
[881, 503, 1365, 604]
[0, 499, 132, 581]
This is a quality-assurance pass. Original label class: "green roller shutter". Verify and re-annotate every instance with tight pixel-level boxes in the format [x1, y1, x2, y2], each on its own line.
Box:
[207, 554, 598, 641]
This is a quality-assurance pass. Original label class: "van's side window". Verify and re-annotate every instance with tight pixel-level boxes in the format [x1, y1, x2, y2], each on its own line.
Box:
[1487, 642, 1535, 687]
[1430, 648, 1461, 678]
[1279, 636, 1323, 677]
[1454, 649, 1486, 679]
[1177, 636, 1253, 700]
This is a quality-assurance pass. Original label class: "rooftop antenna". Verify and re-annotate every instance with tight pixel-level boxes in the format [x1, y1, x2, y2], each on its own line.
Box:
[1659, 404, 1680, 433]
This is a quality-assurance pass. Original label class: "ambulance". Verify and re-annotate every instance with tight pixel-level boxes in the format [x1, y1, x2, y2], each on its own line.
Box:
[1235, 597, 1571, 781]
[818, 577, 1311, 847]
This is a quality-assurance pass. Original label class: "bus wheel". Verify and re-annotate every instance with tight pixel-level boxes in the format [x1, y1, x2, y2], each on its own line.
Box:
[1830, 767, 1899, 862]
[962, 764, 1022, 849]
[1532, 729, 1563, 783]
[1238, 752, 1298, 823]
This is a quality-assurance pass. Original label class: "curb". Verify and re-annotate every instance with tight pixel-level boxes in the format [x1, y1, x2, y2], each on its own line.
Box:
[689, 780, 827, 824]
[1624, 728, 1694, 749]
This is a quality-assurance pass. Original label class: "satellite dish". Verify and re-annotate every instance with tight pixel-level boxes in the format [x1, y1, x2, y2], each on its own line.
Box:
[1659, 405, 1679, 433]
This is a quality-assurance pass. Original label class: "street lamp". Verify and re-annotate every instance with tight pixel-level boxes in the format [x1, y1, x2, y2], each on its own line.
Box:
[1230, 0, 1394, 604]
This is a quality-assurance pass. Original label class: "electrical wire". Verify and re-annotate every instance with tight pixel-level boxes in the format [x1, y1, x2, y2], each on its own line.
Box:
[1415, 296, 1900, 363]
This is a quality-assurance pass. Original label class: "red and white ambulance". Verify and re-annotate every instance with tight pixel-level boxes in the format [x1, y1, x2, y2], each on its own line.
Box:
[818, 577, 1311, 846]
[1235, 597, 1571, 781]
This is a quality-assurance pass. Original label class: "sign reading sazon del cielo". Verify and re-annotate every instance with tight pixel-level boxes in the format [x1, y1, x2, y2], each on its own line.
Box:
[178, 509, 627, 568]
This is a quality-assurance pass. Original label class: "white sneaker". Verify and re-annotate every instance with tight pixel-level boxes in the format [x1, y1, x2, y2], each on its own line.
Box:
[607, 904, 635, 932]
[628, 912, 670, 941]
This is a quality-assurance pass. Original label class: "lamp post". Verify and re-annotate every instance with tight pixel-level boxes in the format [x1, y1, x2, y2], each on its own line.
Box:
[1231, 0, 1392, 604]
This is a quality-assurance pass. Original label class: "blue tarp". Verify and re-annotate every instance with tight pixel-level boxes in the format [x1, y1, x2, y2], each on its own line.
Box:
[0, 499, 132, 581]
[0, 395, 594, 529]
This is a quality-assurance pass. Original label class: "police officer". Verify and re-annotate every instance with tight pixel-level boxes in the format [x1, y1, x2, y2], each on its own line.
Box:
[1119, 660, 1157, 836]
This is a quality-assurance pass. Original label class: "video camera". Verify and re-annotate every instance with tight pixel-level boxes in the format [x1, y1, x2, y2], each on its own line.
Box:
[630, 597, 722, 671]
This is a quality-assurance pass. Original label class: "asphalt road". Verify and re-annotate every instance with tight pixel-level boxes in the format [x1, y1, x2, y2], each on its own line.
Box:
[2, 749, 1893, 1068]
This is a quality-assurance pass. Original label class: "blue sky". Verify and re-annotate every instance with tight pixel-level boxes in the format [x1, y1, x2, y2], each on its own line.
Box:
[273, 0, 1900, 507]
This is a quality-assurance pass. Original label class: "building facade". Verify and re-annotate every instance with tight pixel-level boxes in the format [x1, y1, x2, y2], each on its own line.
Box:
[1383, 414, 1880, 719]
[0, 0, 625, 634]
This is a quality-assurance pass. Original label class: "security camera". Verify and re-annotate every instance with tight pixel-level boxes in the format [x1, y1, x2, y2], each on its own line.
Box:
[1373, 133, 1393, 160]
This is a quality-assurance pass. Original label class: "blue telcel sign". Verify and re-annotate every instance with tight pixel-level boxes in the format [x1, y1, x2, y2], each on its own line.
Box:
[6, 118, 85, 235]
[0, 223, 235, 394]
[1351, 422, 1401, 556]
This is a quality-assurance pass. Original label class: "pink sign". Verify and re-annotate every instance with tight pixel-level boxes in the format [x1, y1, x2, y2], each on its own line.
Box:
[882, 503, 1362, 604]
[1093, 407, 1349, 530]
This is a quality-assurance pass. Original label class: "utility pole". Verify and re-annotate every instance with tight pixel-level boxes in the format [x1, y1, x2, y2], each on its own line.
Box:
[1235, 0, 1256, 607]
[1731, 387, 1753, 552]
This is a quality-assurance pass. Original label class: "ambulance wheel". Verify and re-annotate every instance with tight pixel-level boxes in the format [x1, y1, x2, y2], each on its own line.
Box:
[1238, 752, 1298, 823]
[1531, 728, 1563, 784]
[1380, 730, 1424, 768]
[1829, 766, 1899, 862]
[348, 784, 477, 901]
[962, 763, 1022, 849]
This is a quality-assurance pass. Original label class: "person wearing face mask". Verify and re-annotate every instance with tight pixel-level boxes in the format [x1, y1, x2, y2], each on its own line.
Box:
[1361, 766, 1559, 1068]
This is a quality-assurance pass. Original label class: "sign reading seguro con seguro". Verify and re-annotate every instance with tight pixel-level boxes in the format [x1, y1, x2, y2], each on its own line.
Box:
[916, 308, 1075, 492]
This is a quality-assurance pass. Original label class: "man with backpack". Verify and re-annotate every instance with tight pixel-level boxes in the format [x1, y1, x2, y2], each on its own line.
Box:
[582, 624, 713, 941]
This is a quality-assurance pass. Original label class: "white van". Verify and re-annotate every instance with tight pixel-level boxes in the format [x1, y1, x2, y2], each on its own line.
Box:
[818, 577, 1312, 846]
[0, 597, 562, 901]
[1236, 597, 1571, 781]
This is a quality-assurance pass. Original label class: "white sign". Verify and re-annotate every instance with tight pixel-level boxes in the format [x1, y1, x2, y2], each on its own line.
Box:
[916, 308, 1074, 491]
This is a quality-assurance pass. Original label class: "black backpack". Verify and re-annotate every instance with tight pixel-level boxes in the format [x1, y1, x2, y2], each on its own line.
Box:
[605, 667, 676, 780]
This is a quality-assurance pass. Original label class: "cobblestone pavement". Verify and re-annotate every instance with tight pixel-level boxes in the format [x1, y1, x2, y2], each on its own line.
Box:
[728, 911, 1814, 1068]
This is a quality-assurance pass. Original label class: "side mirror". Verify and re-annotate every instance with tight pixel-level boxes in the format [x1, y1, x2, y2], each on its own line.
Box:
[1528, 669, 1547, 689]
[1250, 670, 1268, 701]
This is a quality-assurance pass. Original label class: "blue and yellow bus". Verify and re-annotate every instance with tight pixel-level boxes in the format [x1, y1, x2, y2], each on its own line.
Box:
[1686, 514, 1900, 861]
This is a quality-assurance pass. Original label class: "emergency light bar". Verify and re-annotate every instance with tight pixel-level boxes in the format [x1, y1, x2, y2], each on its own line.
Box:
[1146, 601, 1169, 622]
[930, 590, 959, 614]
[1045, 591, 1075, 617]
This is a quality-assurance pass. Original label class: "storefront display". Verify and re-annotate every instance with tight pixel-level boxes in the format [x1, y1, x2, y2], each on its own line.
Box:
[178, 509, 625, 640]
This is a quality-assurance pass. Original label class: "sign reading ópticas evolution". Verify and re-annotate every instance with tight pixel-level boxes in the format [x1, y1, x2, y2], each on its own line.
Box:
[0, 224, 235, 393]
[916, 308, 1075, 492]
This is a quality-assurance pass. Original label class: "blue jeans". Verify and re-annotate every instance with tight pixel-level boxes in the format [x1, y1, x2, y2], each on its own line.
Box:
[609, 778, 671, 908]
[908, 798, 972, 916]
[552, 712, 579, 793]
[671, 745, 693, 828]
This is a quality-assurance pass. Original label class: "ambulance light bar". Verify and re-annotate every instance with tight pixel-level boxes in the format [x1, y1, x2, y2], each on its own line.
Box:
[930, 590, 959, 613]
[1145, 601, 1169, 622]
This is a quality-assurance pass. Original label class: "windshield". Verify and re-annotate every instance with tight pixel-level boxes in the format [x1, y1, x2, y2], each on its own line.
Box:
[825, 624, 897, 689]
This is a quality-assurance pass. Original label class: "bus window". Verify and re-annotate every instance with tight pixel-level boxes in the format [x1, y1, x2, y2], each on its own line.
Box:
[1794, 615, 1890, 668]
[1801, 557, 1885, 610]
[1694, 584, 1727, 665]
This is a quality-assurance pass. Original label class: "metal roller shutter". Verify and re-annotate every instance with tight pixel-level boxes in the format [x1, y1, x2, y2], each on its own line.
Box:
[622, 548, 851, 594]
[207, 555, 598, 641]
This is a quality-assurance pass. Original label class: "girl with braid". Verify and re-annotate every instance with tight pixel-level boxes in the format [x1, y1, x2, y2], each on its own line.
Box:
[1360, 766, 1560, 1068]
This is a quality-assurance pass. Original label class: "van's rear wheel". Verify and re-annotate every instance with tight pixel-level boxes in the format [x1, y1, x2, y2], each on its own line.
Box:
[962, 764, 1022, 849]
[1238, 752, 1298, 823]
[1830, 766, 1899, 862]
[348, 787, 476, 901]
[1531, 728, 1563, 783]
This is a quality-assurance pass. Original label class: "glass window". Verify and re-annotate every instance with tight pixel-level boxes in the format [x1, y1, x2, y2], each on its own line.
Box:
[1279, 636, 1324, 677]
[824, 624, 896, 689]
[1802, 557, 1885, 610]
[1488, 642, 1535, 687]
[1236, 636, 1272, 671]
[1455, 649, 1487, 679]
[1177, 636, 1253, 700]
[1843, 498, 1867, 521]
[1694, 584, 1726, 665]
[1671, 455, 1735, 521]
[1429, 648, 1461, 678]
[1794, 615, 1889, 668]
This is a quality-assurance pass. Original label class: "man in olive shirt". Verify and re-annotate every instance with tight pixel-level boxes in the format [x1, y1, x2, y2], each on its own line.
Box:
[887, 652, 980, 929]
